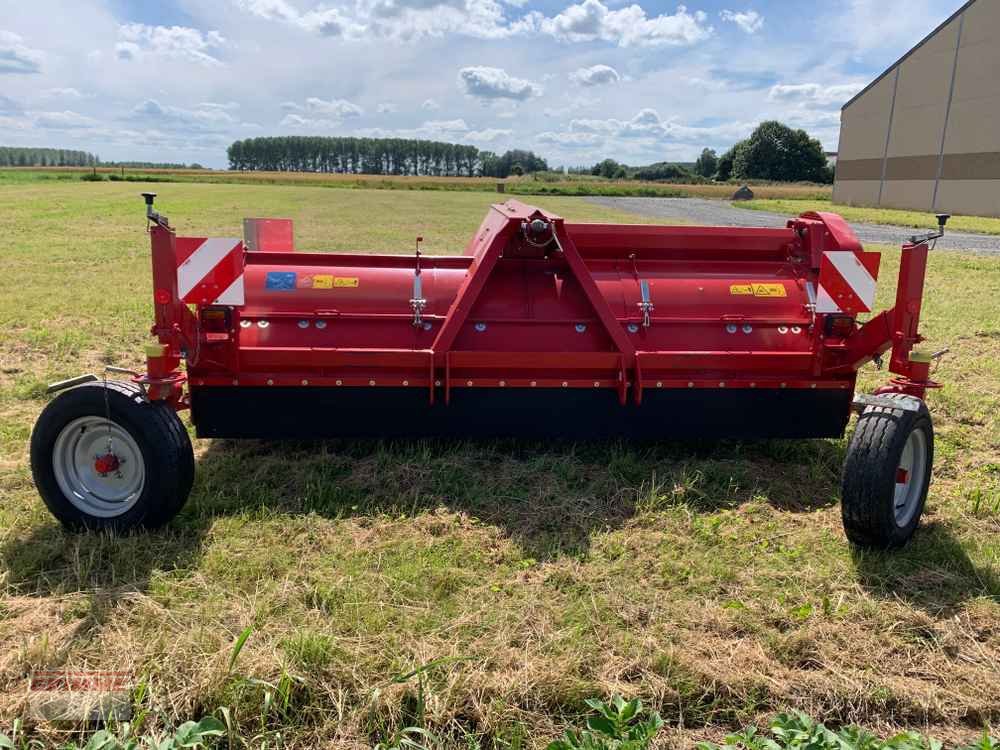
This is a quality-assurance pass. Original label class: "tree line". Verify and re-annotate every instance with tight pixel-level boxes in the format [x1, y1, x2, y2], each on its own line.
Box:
[583, 121, 833, 184]
[0, 147, 206, 170]
[227, 136, 547, 178]
[0, 147, 99, 167]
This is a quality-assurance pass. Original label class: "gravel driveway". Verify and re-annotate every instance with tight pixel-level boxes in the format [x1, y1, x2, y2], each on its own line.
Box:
[586, 196, 999, 253]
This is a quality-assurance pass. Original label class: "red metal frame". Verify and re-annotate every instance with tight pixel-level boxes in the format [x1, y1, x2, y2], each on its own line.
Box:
[140, 199, 940, 413]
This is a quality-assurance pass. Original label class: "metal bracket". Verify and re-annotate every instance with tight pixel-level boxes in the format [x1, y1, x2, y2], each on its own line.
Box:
[410, 273, 427, 327]
[908, 213, 949, 246]
[46, 374, 99, 394]
[410, 297, 427, 327]
[638, 279, 654, 328]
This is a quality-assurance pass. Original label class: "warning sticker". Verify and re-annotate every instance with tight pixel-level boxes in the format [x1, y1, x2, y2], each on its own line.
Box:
[297, 274, 359, 289]
[752, 283, 786, 298]
[312, 275, 334, 289]
[730, 284, 754, 295]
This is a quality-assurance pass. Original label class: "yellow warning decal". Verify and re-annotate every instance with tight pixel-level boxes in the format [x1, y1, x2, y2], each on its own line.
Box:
[333, 277, 359, 288]
[730, 284, 754, 295]
[312, 274, 333, 289]
[752, 283, 786, 298]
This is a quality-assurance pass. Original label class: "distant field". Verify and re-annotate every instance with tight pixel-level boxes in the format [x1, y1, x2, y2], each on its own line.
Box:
[0, 166, 834, 200]
[734, 198, 1000, 235]
[0, 181, 997, 749]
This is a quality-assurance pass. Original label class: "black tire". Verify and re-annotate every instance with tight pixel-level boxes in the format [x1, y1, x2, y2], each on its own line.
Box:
[30, 381, 194, 532]
[841, 394, 934, 549]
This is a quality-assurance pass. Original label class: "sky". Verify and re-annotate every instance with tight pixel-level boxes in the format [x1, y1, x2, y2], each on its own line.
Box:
[0, 0, 965, 168]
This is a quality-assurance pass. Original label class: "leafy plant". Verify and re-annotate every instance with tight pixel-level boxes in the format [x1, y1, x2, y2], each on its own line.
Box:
[547, 696, 664, 750]
[697, 712, 997, 750]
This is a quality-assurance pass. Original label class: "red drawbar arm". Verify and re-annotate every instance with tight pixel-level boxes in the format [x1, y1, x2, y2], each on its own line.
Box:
[846, 240, 934, 397]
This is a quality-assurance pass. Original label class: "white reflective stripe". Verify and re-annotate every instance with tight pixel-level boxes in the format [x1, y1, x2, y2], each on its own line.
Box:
[815, 284, 842, 313]
[826, 251, 876, 309]
[213, 274, 245, 306]
[177, 238, 241, 300]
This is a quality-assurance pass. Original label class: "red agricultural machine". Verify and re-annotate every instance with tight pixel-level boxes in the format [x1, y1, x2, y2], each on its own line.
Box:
[31, 194, 948, 547]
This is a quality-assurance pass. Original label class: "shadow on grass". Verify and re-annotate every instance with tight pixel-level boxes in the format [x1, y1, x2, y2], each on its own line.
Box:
[3, 435, 845, 596]
[852, 520, 1000, 614]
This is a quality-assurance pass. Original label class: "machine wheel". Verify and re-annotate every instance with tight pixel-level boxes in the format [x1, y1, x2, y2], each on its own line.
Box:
[841, 394, 933, 549]
[30, 381, 194, 532]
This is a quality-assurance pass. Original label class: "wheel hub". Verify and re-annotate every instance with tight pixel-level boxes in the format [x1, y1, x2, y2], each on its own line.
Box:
[52, 416, 145, 518]
[94, 453, 121, 475]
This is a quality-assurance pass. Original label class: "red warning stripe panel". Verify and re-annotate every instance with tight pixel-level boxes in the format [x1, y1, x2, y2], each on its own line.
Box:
[176, 237, 244, 305]
[816, 250, 880, 314]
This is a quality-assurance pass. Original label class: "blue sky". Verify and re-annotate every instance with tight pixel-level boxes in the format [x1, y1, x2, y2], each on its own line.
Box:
[0, 0, 962, 168]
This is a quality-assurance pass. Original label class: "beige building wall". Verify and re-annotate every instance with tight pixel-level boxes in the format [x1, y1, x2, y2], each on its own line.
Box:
[834, 0, 1000, 217]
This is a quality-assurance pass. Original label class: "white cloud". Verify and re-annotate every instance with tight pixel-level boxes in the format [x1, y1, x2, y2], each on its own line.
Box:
[783, 109, 842, 129]
[353, 118, 510, 144]
[0, 30, 43, 74]
[277, 97, 363, 128]
[465, 127, 512, 142]
[458, 66, 542, 100]
[377, 101, 397, 113]
[32, 110, 100, 129]
[235, 0, 533, 41]
[116, 24, 227, 66]
[568, 108, 753, 143]
[40, 87, 86, 99]
[535, 131, 604, 147]
[422, 118, 469, 132]
[234, 0, 716, 45]
[719, 9, 763, 34]
[233, 0, 300, 24]
[200, 101, 241, 110]
[279, 113, 344, 130]
[769, 82, 864, 109]
[540, 1, 711, 47]
[421, 98, 441, 110]
[129, 99, 238, 130]
[302, 97, 364, 118]
[569, 64, 620, 87]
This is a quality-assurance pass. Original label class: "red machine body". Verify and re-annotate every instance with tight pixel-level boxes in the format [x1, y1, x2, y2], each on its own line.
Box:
[141, 200, 938, 440]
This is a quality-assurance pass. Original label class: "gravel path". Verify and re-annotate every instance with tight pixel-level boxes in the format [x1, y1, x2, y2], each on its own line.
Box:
[586, 196, 999, 254]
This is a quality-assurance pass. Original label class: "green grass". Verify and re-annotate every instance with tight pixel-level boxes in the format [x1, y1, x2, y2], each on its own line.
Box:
[733, 198, 1000, 235]
[0, 181, 998, 749]
[0, 167, 834, 200]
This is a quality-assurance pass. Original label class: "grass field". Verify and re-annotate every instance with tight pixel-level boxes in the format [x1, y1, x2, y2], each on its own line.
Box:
[0, 181, 998, 749]
[733, 198, 1000, 236]
[0, 167, 834, 201]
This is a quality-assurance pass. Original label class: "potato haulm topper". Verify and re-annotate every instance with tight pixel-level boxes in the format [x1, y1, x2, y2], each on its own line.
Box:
[31, 194, 948, 548]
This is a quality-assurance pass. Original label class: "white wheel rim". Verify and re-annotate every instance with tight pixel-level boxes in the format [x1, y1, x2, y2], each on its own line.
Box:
[893, 428, 927, 527]
[52, 416, 145, 518]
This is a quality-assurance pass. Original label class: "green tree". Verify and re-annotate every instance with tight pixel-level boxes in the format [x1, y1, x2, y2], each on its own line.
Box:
[633, 162, 696, 181]
[592, 158, 624, 179]
[730, 121, 830, 183]
[694, 148, 718, 178]
[715, 144, 740, 181]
